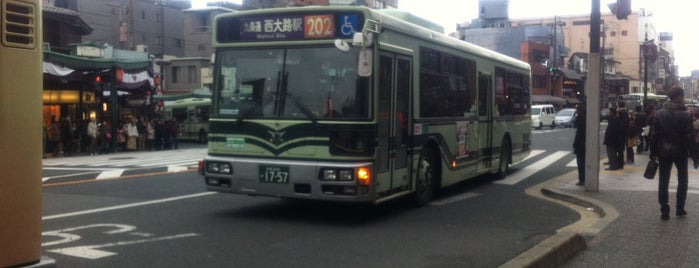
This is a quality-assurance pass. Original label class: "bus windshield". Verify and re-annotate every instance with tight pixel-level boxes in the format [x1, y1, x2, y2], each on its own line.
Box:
[216, 47, 370, 120]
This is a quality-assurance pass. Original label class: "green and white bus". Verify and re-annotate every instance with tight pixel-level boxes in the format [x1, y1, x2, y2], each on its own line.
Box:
[162, 97, 211, 143]
[200, 6, 532, 206]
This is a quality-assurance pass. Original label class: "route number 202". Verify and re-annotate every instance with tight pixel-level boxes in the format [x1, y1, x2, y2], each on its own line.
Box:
[305, 15, 334, 38]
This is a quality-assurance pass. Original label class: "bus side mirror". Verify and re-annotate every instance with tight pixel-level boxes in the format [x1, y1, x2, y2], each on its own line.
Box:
[355, 32, 373, 77]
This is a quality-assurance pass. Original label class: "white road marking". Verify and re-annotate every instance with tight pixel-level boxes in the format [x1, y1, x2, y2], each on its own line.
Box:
[523, 150, 546, 161]
[96, 169, 126, 180]
[42, 192, 217, 220]
[496, 151, 571, 185]
[47, 233, 198, 260]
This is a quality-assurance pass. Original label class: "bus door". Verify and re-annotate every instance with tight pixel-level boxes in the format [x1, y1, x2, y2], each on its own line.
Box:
[477, 72, 494, 171]
[376, 53, 411, 196]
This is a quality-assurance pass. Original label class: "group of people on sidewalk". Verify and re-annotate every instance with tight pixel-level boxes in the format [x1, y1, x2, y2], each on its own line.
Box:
[602, 100, 650, 170]
[44, 116, 182, 157]
[573, 86, 699, 221]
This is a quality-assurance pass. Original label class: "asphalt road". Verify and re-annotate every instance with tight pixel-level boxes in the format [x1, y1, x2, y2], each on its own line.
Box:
[41, 128, 582, 267]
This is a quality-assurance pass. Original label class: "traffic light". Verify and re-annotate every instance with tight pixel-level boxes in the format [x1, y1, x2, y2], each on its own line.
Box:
[609, 0, 631, 20]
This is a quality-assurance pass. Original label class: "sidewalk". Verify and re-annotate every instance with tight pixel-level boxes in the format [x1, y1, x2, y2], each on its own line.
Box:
[510, 152, 699, 267]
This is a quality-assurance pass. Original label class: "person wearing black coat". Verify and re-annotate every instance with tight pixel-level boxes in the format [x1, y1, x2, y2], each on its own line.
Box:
[650, 87, 699, 220]
[603, 107, 623, 170]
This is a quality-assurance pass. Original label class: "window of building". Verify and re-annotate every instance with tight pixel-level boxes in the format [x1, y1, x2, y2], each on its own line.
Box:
[173, 38, 183, 48]
[141, 10, 146, 20]
[533, 49, 547, 62]
[533, 75, 547, 88]
[188, 66, 197, 83]
[172, 67, 180, 83]
[156, 36, 162, 46]
[198, 13, 209, 27]
[621, 30, 628, 36]
[610, 31, 616, 37]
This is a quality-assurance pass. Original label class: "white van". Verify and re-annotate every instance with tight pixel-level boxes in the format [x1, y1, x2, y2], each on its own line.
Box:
[531, 104, 556, 129]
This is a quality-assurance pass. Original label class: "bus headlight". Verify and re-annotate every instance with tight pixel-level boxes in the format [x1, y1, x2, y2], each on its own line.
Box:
[320, 168, 354, 181]
[206, 162, 232, 174]
[322, 169, 337, 180]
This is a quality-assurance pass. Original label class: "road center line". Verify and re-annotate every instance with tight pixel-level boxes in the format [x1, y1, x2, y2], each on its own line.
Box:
[43, 192, 217, 221]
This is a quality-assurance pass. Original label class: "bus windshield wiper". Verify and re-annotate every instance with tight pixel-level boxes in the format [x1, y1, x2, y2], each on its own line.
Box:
[284, 90, 319, 127]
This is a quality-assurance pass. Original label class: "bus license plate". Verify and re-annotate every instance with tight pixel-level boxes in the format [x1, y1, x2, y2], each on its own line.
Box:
[259, 165, 289, 184]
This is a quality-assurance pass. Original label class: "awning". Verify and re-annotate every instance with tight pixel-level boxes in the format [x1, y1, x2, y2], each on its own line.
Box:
[531, 94, 566, 105]
[565, 97, 582, 104]
[152, 88, 211, 101]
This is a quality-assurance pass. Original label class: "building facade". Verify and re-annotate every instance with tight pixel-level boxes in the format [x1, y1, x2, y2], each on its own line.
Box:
[457, 1, 677, 107]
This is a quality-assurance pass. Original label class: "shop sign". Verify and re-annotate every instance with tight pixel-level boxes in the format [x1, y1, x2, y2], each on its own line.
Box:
[76, 46, 104, 58]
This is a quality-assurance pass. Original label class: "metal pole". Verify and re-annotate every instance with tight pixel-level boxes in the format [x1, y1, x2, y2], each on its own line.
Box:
[643, 30, 649, 107]
[585, 0, 601, 192]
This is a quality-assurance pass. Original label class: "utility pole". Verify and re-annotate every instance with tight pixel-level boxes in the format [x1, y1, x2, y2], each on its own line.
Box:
[585, 0, 602, 192]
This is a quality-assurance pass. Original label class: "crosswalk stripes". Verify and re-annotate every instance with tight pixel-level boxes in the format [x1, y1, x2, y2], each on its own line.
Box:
[496, 150, 572, 185]
[43, 148, 206, 169]
[43, 148, 578, 186]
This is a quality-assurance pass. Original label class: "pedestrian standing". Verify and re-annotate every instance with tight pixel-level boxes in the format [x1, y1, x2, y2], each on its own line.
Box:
[603, 107, 622, 170]
[60, 115, 74, 156]
[636, 105, 648, 153]
[48, 118, 61, 157]
[169, 118, 180, 150]
[127, 118, 139, 151]
[625, 109, 639, 164]
[649, 86, 699, 220]
[573, 104, 586, 185]
[87, 118, 98, 155]
[616, 102, 629, 168]
[146, 120, 155, 151]
[641, 104, 657, 152]
[137, 117, 147, 151]
[117, 122, 126, 151]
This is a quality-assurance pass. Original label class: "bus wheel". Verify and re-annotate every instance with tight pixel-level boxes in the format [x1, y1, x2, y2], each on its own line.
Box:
[199, 129, 208, 143]
[495, 139, 511, 180]
[415, 147, 437, 206]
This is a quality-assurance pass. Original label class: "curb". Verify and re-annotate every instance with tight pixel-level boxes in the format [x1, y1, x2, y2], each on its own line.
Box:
[500, 231, 586, 268]
[501, 170, 619, 268]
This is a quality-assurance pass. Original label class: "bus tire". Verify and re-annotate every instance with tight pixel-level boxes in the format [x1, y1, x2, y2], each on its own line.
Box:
[199, 129, 208, 143]
[495, 138, 511, 180]
[415, 146, 437, 207]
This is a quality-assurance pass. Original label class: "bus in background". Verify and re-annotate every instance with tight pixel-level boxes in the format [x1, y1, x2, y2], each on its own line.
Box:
[617, 92, 668, 111]
[200, 6, 532, 206]
[161, 97, 211, 143]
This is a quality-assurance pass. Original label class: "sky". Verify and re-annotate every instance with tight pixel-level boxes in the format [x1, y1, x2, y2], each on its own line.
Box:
[191, 0, 697, 77]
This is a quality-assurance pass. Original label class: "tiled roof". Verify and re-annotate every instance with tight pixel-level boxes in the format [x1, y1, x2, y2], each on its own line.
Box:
[43, 5, 80, 17]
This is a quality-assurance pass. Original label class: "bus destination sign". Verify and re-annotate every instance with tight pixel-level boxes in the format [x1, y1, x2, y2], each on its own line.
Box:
[240, 13, 361, 41]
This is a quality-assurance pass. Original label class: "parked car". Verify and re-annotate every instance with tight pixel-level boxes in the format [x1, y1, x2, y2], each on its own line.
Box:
[531, 104, 556, 129]
[555, 108, 576, 128]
